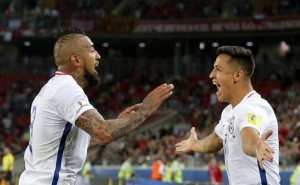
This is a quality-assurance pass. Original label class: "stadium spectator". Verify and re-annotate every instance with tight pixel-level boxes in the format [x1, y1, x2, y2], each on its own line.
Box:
[162, 157, 173, 183]
[2, 0, 300, 34]
[175, 46, 280, 184]
[118, 156, 134, 181]
[171, 154, 185, 183]
[290, 157, 300, 185]
[151, 153, 165, 181]
[18, 27, 174, 185]
[2, 146, 15, 185]
[208, 155, 222, 185]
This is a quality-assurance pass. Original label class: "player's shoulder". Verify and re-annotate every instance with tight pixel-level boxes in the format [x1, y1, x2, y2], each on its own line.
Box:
[52, 75, 77, 86]
[50, 75, 81, 91]
[49, 76, 85, 100]
[235, 98, 273, 119]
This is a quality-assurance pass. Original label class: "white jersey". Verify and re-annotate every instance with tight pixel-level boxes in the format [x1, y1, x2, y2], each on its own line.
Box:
[19, 72, 100, 185]
[215, 91, 280, 185]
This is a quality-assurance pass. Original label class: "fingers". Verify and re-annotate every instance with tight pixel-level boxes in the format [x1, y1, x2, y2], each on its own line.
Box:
[257, 130, 275, 169]
[191, 127, 197, 139]
[258, 150, 273, 170]
[126, 103, 142, 113]
[175, 127, 197, 153]
[142, 83, 174, 114]
[259, 159, 264, 170]
[156, 83, 174, 100]
[262, 150, 274, 162]
[175, 140, 188, 152]
[118, 103, 142, 118]
[261, 130, 273, 141]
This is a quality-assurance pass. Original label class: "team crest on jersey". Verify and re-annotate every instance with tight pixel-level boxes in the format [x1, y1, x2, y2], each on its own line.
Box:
[248, 113, 262, 126]
[228, 117, 234, 134]
[227, 117, 236, 140]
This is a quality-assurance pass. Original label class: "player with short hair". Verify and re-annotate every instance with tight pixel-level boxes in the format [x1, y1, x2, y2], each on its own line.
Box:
[19, 27, 174, 185]
[175, 46, 280, 185]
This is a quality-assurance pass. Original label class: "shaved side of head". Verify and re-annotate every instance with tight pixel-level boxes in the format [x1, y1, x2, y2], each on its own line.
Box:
[53, 27, 87, 67]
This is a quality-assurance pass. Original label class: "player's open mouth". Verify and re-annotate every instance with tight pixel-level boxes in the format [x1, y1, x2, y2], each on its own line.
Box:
[94, 61, 99, 75]
[95, 61, 99, 68]
[213, 82, 221, 93]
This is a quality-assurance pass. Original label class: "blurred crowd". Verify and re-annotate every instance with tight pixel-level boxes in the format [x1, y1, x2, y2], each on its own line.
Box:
[0, 0, 300, 172]
[1, 0, 300, 34]
[0, 62, 299, 169]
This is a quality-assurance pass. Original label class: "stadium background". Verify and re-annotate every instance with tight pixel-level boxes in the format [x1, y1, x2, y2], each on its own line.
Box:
[0, 0, 300, 184]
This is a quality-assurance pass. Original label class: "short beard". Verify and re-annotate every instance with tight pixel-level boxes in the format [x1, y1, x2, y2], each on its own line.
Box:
[83, 68, 101, 89]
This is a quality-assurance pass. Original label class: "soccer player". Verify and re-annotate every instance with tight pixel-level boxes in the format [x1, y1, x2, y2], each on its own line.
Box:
[18, 27, 174, 185]
[175, 46, 280, 185]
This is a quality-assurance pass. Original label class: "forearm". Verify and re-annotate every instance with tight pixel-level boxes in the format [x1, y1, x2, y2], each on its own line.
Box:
[193, 132, 223, 153]
[104, 107, 150, 142]
[76, 108, 150, 145]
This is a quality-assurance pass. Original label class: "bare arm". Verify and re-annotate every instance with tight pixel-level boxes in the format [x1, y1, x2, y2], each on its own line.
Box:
[241, 127, 260, 157]
[175, 127, 223, 154]
[76, 83, 174, 145]
[241, 127, 274, 169]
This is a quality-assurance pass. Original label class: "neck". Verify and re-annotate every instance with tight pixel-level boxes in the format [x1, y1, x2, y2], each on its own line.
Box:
[230, 83, 253, 107]
[58, 66, 87, 88]
[69, 71, 87, 88]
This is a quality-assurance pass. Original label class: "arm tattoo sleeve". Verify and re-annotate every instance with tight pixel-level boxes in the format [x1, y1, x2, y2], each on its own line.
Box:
[75, 107, 150, 145]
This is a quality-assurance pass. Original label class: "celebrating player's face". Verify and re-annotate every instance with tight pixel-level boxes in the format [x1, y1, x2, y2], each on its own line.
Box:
[209, 54, 236, 103]
[83, 62, 101, 88]
[80, 36, 101, 87]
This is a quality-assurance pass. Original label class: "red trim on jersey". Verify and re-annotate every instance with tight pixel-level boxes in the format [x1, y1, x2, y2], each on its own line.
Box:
[55, 71, 68, 76]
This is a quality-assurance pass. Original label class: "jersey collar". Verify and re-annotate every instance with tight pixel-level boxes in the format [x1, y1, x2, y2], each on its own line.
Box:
[55, 71, 68, 76]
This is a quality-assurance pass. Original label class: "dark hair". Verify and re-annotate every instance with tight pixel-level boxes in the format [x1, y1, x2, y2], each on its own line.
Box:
[217, 46, 255, 77]
[54, 27, 86, 41]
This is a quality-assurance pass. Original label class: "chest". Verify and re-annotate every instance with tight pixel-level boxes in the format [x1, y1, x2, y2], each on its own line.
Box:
[223, 116, 241, 145]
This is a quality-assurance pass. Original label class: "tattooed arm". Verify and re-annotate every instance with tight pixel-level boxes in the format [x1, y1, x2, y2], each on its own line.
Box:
[75, 83, 174, 145]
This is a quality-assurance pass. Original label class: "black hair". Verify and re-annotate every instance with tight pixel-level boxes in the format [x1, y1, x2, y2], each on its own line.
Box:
[53, 27, 87, 66]
[54, 27, 86, 41]
[217, 46, 255, 77]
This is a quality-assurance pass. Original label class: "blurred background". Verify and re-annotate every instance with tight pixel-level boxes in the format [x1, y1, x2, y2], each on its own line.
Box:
[0, 0, 300, 184]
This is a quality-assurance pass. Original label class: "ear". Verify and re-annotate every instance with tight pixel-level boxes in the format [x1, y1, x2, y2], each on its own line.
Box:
[233, 70, 243, 83]
[70, 55, 81, 67]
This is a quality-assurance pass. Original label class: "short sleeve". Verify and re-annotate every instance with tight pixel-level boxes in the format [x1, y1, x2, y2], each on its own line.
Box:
[214, 122, 224, 140]
[235, 104, 263, 135]
[214, 106, 232, 140]
[54, 85, 95, 125]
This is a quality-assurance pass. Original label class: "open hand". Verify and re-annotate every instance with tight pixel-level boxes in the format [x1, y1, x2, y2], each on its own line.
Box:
[175, 127, 198, 153]
[256, 130, 274, 169]
[141, 83, 174, 115]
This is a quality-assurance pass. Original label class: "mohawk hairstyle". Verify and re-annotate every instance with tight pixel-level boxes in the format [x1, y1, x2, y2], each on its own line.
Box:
[54, 27, 86, 41]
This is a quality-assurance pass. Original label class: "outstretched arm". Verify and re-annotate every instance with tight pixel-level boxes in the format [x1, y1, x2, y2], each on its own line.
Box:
[175, 127, 223, 154]
[241, 128, 274, 169]
[76, 83, 174, 145]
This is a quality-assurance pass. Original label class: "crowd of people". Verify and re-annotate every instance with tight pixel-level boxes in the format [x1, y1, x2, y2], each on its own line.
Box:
[0, 1, 299, 185]
[0, 46, 299, 185]
[1, 0, 300, 34]
[0, 64, 299, 170]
